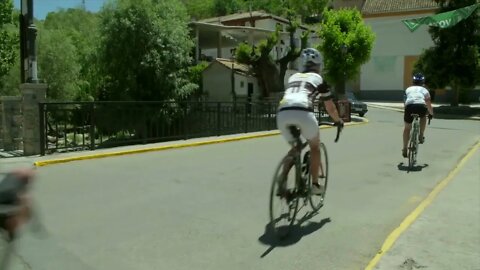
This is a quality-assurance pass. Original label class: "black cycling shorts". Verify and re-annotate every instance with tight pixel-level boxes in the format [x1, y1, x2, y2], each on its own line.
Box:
[404, 104, 427, 123]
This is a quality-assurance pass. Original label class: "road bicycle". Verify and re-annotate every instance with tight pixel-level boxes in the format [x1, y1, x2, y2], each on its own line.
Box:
[407, 114, 431, 171]
[269, 122, 342, 239]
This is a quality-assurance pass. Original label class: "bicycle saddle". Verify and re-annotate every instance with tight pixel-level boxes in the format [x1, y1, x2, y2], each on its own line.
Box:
[288, 125, 301, 138]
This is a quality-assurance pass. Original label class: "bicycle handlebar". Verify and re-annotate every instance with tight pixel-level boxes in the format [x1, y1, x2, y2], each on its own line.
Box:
[319, 122, 343, 143]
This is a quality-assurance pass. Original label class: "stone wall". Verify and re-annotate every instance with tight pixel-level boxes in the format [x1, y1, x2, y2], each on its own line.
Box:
[1, 96, 23, 151]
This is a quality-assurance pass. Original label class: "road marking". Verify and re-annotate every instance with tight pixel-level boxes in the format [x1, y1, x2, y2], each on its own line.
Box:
[34, 119, 369, 167]
[364, 139, 480, 270]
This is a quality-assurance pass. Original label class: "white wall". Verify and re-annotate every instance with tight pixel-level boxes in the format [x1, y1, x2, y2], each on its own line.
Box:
[255, 19, 277, 30]
[234, 74, 259, 97]
[203, 62, 261, 102]
[202, 63, 232, 101]
[361, 14, 434, 91]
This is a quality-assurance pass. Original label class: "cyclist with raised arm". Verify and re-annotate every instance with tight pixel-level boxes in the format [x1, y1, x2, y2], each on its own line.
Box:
[276, 48, 343, 195]
[402, 73, 434, 158]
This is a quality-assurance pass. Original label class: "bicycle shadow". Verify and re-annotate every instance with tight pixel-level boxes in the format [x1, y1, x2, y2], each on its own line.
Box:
[258, 209, 331, 258]
[397, 162, 429, 172]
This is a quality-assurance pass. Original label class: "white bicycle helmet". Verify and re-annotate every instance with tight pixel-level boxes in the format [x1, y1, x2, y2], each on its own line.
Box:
[301, 48, 322, 71]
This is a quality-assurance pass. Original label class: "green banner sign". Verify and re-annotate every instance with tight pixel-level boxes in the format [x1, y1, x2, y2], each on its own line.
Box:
[402, 3, 479, 32]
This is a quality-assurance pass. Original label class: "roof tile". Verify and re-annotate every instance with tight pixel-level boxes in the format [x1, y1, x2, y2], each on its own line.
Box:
[362, 0, 438, 15]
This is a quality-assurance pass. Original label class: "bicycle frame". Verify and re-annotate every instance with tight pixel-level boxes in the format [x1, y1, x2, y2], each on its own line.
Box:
[287, 122, 341, 198]
[408, 114, 420, 169]
[269, 121, 342, 238]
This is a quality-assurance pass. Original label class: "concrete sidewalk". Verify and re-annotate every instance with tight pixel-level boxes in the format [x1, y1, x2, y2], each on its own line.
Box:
[372, 145, 480, 270]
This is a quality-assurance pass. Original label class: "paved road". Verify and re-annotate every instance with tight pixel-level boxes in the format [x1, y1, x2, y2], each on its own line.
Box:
[2, 107, 479, 270]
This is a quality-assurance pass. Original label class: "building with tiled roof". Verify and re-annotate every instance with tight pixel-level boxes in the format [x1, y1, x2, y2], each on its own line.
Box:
[202, 58, 260, 102]
[356, 0, 445, 100]
[362, 0, 438, 17]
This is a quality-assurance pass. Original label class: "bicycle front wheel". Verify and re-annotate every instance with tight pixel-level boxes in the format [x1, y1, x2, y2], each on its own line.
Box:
[269, 156, 299, 239]
[408, 137, 417, 170]
[309, 143, 329, 211]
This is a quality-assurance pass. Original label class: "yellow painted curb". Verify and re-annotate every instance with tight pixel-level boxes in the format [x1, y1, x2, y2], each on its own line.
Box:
[368, 104, 404, 113]
[364, 139, 480, 270]
[34, 119, 368, 167]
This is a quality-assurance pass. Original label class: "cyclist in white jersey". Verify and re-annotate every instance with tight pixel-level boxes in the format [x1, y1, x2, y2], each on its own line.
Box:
[402, 73, 434, 158]
[277, 48, 343, 195]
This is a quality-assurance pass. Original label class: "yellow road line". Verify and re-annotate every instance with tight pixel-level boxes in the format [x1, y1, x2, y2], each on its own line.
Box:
[34, 120, 369, 167]
[367, 104, 404, 112]
[364, 139, 480, 270]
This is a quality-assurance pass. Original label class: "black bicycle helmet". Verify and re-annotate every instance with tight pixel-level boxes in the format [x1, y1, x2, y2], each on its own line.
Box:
[412, 72, 425, 85]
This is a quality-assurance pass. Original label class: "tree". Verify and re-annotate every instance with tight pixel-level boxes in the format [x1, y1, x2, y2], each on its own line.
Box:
[180, 0, 214, 20]
[317, 8, 375, 97]
[39, 8, 100, 101]
[97, 0, 197, 101]
[284, 0, 329, 23]
[234, 11, 310, 98]
[0, 0, 18, 91]
[415, 0, 480, 106]
[37, 26, 82, 101]
[235, 32, 281, 97]
[243, 0, 329, 24]
[212, 0, 244, 16]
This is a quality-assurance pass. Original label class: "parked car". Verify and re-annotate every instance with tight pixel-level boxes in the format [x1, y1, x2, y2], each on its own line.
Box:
[346, 92, 368, 117]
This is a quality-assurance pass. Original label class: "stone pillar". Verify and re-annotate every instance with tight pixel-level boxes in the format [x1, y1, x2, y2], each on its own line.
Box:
[21, 83, 47, 156]
[1, 97, 23, 151]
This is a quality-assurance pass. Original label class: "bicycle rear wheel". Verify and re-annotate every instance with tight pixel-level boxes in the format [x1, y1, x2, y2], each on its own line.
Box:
[308, 143, 329, 211]
[269, 156, 299, 239]
[408, 130, 418, 170]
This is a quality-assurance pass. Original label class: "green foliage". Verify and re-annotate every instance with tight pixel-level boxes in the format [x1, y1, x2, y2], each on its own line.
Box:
[97, 0, 197, 101]
[180, 0, 214, 19]
[0, 0, 18, 90]
[212, 0, 243, 16]
[38, 27, 81, 101]
[187, 61, 209, 95]
[38, 9, 99, 101]
[235, 27, 282, 96]
[235, 16, 312, 97]
[0, 58, 20, 96]
[318, 8, 375, 90]
[415, 0, 480, 105]
[277, 17, 310, 83]
[44, 9, 100, 77]
[288, 0, 329, 22]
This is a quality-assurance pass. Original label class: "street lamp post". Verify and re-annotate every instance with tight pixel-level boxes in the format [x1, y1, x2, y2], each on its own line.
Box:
[20, 0, 39, 83]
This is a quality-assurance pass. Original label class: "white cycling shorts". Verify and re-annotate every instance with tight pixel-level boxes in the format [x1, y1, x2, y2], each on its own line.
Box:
[276, 110, 319, 143]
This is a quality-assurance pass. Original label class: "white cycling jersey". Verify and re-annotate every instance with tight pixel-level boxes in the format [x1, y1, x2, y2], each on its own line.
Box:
[278, 72, 331, 111]
[405, 86, 430, 105]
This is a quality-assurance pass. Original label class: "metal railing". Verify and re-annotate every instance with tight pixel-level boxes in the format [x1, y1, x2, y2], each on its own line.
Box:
[38, 101, 324, 155]
[39, 101, 333, 155]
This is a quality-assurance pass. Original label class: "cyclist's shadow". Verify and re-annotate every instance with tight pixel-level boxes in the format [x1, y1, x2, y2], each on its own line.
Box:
[258, 210, 331, 258]
[397, 162, 429, 172]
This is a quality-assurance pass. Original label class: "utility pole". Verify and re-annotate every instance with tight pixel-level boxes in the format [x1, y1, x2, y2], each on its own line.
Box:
[19, 0, 47, 156]
[19, 0, 39, 83]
